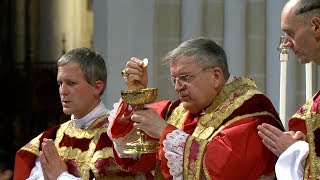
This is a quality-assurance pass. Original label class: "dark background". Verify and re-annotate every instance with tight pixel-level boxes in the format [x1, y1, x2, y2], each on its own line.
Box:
[0, 0, 69, 173]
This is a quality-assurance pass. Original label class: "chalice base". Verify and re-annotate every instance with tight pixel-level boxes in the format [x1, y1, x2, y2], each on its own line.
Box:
[123, 138, 159, 155]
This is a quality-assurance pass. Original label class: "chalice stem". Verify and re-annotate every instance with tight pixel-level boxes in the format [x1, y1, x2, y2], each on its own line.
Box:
[137, 130, 146, 143]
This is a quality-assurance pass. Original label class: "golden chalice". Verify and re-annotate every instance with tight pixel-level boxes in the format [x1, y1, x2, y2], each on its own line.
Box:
[121, 88, 159, 154]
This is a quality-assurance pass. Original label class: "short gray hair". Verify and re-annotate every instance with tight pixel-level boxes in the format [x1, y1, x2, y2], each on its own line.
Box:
[293, 0, 320, 23]
[57, 47, 107, 95]
[163, 37, 230, 79]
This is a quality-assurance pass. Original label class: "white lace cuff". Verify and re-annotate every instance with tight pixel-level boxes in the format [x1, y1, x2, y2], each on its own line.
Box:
[163, 129, 189, 179]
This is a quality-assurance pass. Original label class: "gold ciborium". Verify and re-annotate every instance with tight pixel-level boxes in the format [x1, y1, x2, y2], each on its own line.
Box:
[121, 88, 159, 154]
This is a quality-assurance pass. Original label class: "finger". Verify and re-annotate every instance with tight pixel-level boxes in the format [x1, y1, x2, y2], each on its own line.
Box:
[42, 141, 51, 160]
[261, 140, 280, 157]
[284, 131, 295, 137]
[130, 57, 145, 67]
[44, 139, 55, 159]
[39, 151, 48, 168]
[257, 131, 277, 149]
[261, 123, 284, 137]
[127, 59, 143, 73]
[119, 116, 132, 125]
[257, 125, 276, 140]
[131, 114, 143, 123]
[293, 131, 306, 141]
[47, 139, 60, 158]
[127, 73, 143, 82]
[62, 157, 69, 163]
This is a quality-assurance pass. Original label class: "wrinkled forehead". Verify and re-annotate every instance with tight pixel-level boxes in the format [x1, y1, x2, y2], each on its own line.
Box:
[169, 56, 202, 72]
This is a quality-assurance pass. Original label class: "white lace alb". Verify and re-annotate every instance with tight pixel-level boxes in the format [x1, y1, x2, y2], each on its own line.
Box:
[163, 129, 189, 179]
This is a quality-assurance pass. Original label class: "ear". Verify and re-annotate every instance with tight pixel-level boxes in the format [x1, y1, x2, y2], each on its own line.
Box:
[209, 67, 225, 90]
[93, 80, 104, 96]
[311, 17, 320, 37]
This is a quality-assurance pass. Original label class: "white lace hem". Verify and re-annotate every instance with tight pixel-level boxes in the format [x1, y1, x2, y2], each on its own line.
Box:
[163, 129, 189, 179]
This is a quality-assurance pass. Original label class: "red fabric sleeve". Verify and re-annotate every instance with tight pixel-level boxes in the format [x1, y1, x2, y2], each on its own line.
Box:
[14, 151, 37, 180]
[204, 117, 278, 180]
[110, 101, 135, 138]
[111, 100, 173, 174]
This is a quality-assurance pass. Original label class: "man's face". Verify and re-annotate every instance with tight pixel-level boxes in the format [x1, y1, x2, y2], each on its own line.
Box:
[281, 1, 320, 64]
[57, 63, 99, 119]
[170, 56, 221, 114]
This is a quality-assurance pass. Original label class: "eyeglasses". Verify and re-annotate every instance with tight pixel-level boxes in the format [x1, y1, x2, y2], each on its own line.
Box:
[170, 68, 208, 86]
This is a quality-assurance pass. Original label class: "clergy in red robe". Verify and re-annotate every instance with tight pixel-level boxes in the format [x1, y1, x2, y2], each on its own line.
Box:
[108, 37, 284, 179]
[280, 91, 320, 179]
[14, 48, 146, 180]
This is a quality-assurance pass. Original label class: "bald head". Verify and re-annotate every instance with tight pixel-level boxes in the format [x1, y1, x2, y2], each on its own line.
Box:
[281, 0, 320, 64]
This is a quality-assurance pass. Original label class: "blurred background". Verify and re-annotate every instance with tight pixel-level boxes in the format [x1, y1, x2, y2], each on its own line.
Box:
[1, 0, 319, 174]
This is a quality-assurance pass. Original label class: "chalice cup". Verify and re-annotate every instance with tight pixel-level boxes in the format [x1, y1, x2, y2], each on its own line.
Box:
[121, 88, 160, 154]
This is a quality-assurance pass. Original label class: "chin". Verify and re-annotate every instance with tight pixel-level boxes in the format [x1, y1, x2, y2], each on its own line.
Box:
[182, 102, 200, 114]
[63, 109, 72, 115]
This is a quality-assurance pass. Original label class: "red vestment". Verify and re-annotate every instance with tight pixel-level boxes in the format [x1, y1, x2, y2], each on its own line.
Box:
[14, 115, 141, 180]
[288, 91, 320, 179]
[109, 77, 284, 179]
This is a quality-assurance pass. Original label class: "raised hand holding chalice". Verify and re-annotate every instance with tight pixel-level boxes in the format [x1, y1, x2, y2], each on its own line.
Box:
[121, 58, 160, 154]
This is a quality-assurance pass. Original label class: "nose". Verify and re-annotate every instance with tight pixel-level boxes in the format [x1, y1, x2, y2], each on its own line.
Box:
[174, 80, 185, 92]
[283, 34, 293, 49]
[59, 83, 69, 95]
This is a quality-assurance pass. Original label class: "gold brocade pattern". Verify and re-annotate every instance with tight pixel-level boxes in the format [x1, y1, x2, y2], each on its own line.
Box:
[194, 77, 261, 139]
[20, 133, 43, 156]
[291, 98, 313, 120]
[290, 93, 320, 180]
[183, 136, 207, 179]
[304, 112, 320, 180]
[55, 115, 109, 179]
[194, 87, 261, 139]
[201, 111, 277, 179]
[166, 103, 188, 129]
[20, 115, 128, 179]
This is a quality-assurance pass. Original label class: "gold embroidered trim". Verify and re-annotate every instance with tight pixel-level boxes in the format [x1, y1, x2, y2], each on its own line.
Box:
[305, 113, 320, 179]
[20, 133, 43, 156]
[166, 103, 188, 129]
[201, 111, 277, 179]
[54, 115, 110, 179]
[194, 78, 262, 139]
[183, 137, 207, 179]
[168, 77, 273, 179]
[202, 155, 212, 180]
[91, 147, 114, 163]
[90, 147, 114, 175]
[292, 94, 320, 180]
[303, 158, 310, 180]
[167, 77, 262, 140]
[208, 111, 278, 141]
[291, 99, 313, 120]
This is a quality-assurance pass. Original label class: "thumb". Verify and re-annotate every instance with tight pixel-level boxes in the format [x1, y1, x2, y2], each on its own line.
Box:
[293, 131, 306, 141]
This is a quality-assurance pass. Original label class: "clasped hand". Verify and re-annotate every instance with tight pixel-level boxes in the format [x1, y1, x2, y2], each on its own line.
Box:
[39, 138, 68, 180]
[257, 123, 306, 157]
